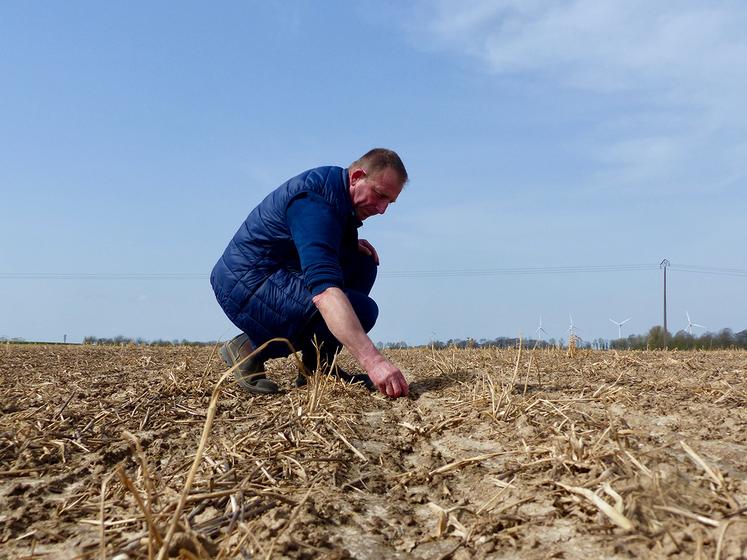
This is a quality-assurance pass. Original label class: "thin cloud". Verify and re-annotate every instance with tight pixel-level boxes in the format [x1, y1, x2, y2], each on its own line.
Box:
[413, 1, 746, 95]
[396, 1, 747, 194]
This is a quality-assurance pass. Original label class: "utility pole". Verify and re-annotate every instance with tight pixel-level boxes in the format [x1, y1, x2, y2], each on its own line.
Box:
[660, 259, 670, 349]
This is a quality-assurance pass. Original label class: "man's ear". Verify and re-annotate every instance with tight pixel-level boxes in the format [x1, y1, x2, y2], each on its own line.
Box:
[350, 167, 366, 186]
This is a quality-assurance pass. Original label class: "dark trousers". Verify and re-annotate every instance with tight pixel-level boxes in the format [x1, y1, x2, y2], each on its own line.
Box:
[243, 252, 378, 368]
[297, 251, 378, 369]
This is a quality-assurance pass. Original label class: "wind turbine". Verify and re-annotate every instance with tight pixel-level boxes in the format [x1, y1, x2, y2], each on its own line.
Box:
[536, 315, 549, 341]
[686, 311, 706, 335]
[609, 317, 632, 339]
[568, 313, 580, 339]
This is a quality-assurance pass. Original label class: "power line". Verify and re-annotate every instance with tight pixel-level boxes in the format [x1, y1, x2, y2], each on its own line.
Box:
[0, 273, 205, 280]
[0, 264, 654, 280]
[0, 262, 745, 280]
[380, 263, 657, 278]
[668, 264, 747, 278]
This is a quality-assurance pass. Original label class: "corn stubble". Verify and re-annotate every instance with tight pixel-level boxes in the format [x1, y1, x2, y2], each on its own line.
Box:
[1, 344, 746, 559]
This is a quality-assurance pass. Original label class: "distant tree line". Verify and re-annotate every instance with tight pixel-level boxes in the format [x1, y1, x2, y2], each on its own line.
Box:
[377, 327, 747, 351]
[378, 337, 562, 350]
[82, 336, 217, 346]
[608, 326, 747, 350]
[7, 327, 747, 350]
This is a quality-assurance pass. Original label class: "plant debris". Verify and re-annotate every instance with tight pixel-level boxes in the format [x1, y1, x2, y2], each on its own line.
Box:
[1, 344, 746, 558]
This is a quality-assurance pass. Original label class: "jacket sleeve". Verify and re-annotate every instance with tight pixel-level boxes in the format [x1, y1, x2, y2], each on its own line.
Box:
[286, 193, 345, 296]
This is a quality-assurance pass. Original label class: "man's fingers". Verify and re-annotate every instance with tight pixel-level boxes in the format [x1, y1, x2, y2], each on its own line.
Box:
[377, 381, 388, 396]
[371, 363, 408, 398]
[367, 243, 380, 265]
[399, 378, 409, 397]
[400, 378, 409, 397]
[358, 239, 380, 265]
[391, 375, 405, 397]
[381, 376, 408, 398]
[378, 378, 396, 398]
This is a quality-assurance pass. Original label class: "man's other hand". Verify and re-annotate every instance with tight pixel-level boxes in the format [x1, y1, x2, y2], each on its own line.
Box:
[368, 359, 409, 398]
[357, 239, 379, 265]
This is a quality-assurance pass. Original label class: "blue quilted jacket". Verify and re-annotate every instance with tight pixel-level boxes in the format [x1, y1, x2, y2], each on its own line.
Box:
[211, 166, 359, 340]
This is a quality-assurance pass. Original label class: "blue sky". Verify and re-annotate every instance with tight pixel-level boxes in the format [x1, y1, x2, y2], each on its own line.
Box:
[2, 1, 745, 344]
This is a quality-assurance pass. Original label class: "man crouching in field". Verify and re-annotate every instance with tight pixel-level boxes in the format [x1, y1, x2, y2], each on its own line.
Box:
[211, 148, 409, 399]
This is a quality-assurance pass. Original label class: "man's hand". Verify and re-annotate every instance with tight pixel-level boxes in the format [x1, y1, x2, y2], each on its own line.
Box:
[313, 286, 408, 398]
[366, 357, 409, 398]
[357, 239, 379, 265]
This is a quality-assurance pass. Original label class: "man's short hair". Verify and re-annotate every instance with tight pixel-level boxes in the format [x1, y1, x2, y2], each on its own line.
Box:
[350, 148, 408, 185]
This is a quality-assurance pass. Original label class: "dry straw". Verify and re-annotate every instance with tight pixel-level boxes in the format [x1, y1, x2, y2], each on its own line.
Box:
[2, 344, 746, 558]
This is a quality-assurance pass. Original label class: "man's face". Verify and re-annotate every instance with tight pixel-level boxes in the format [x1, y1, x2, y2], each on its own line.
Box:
[349, 166, 404, 221]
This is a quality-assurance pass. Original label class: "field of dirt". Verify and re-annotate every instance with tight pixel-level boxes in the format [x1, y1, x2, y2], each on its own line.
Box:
[1, 343, 746, 559]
